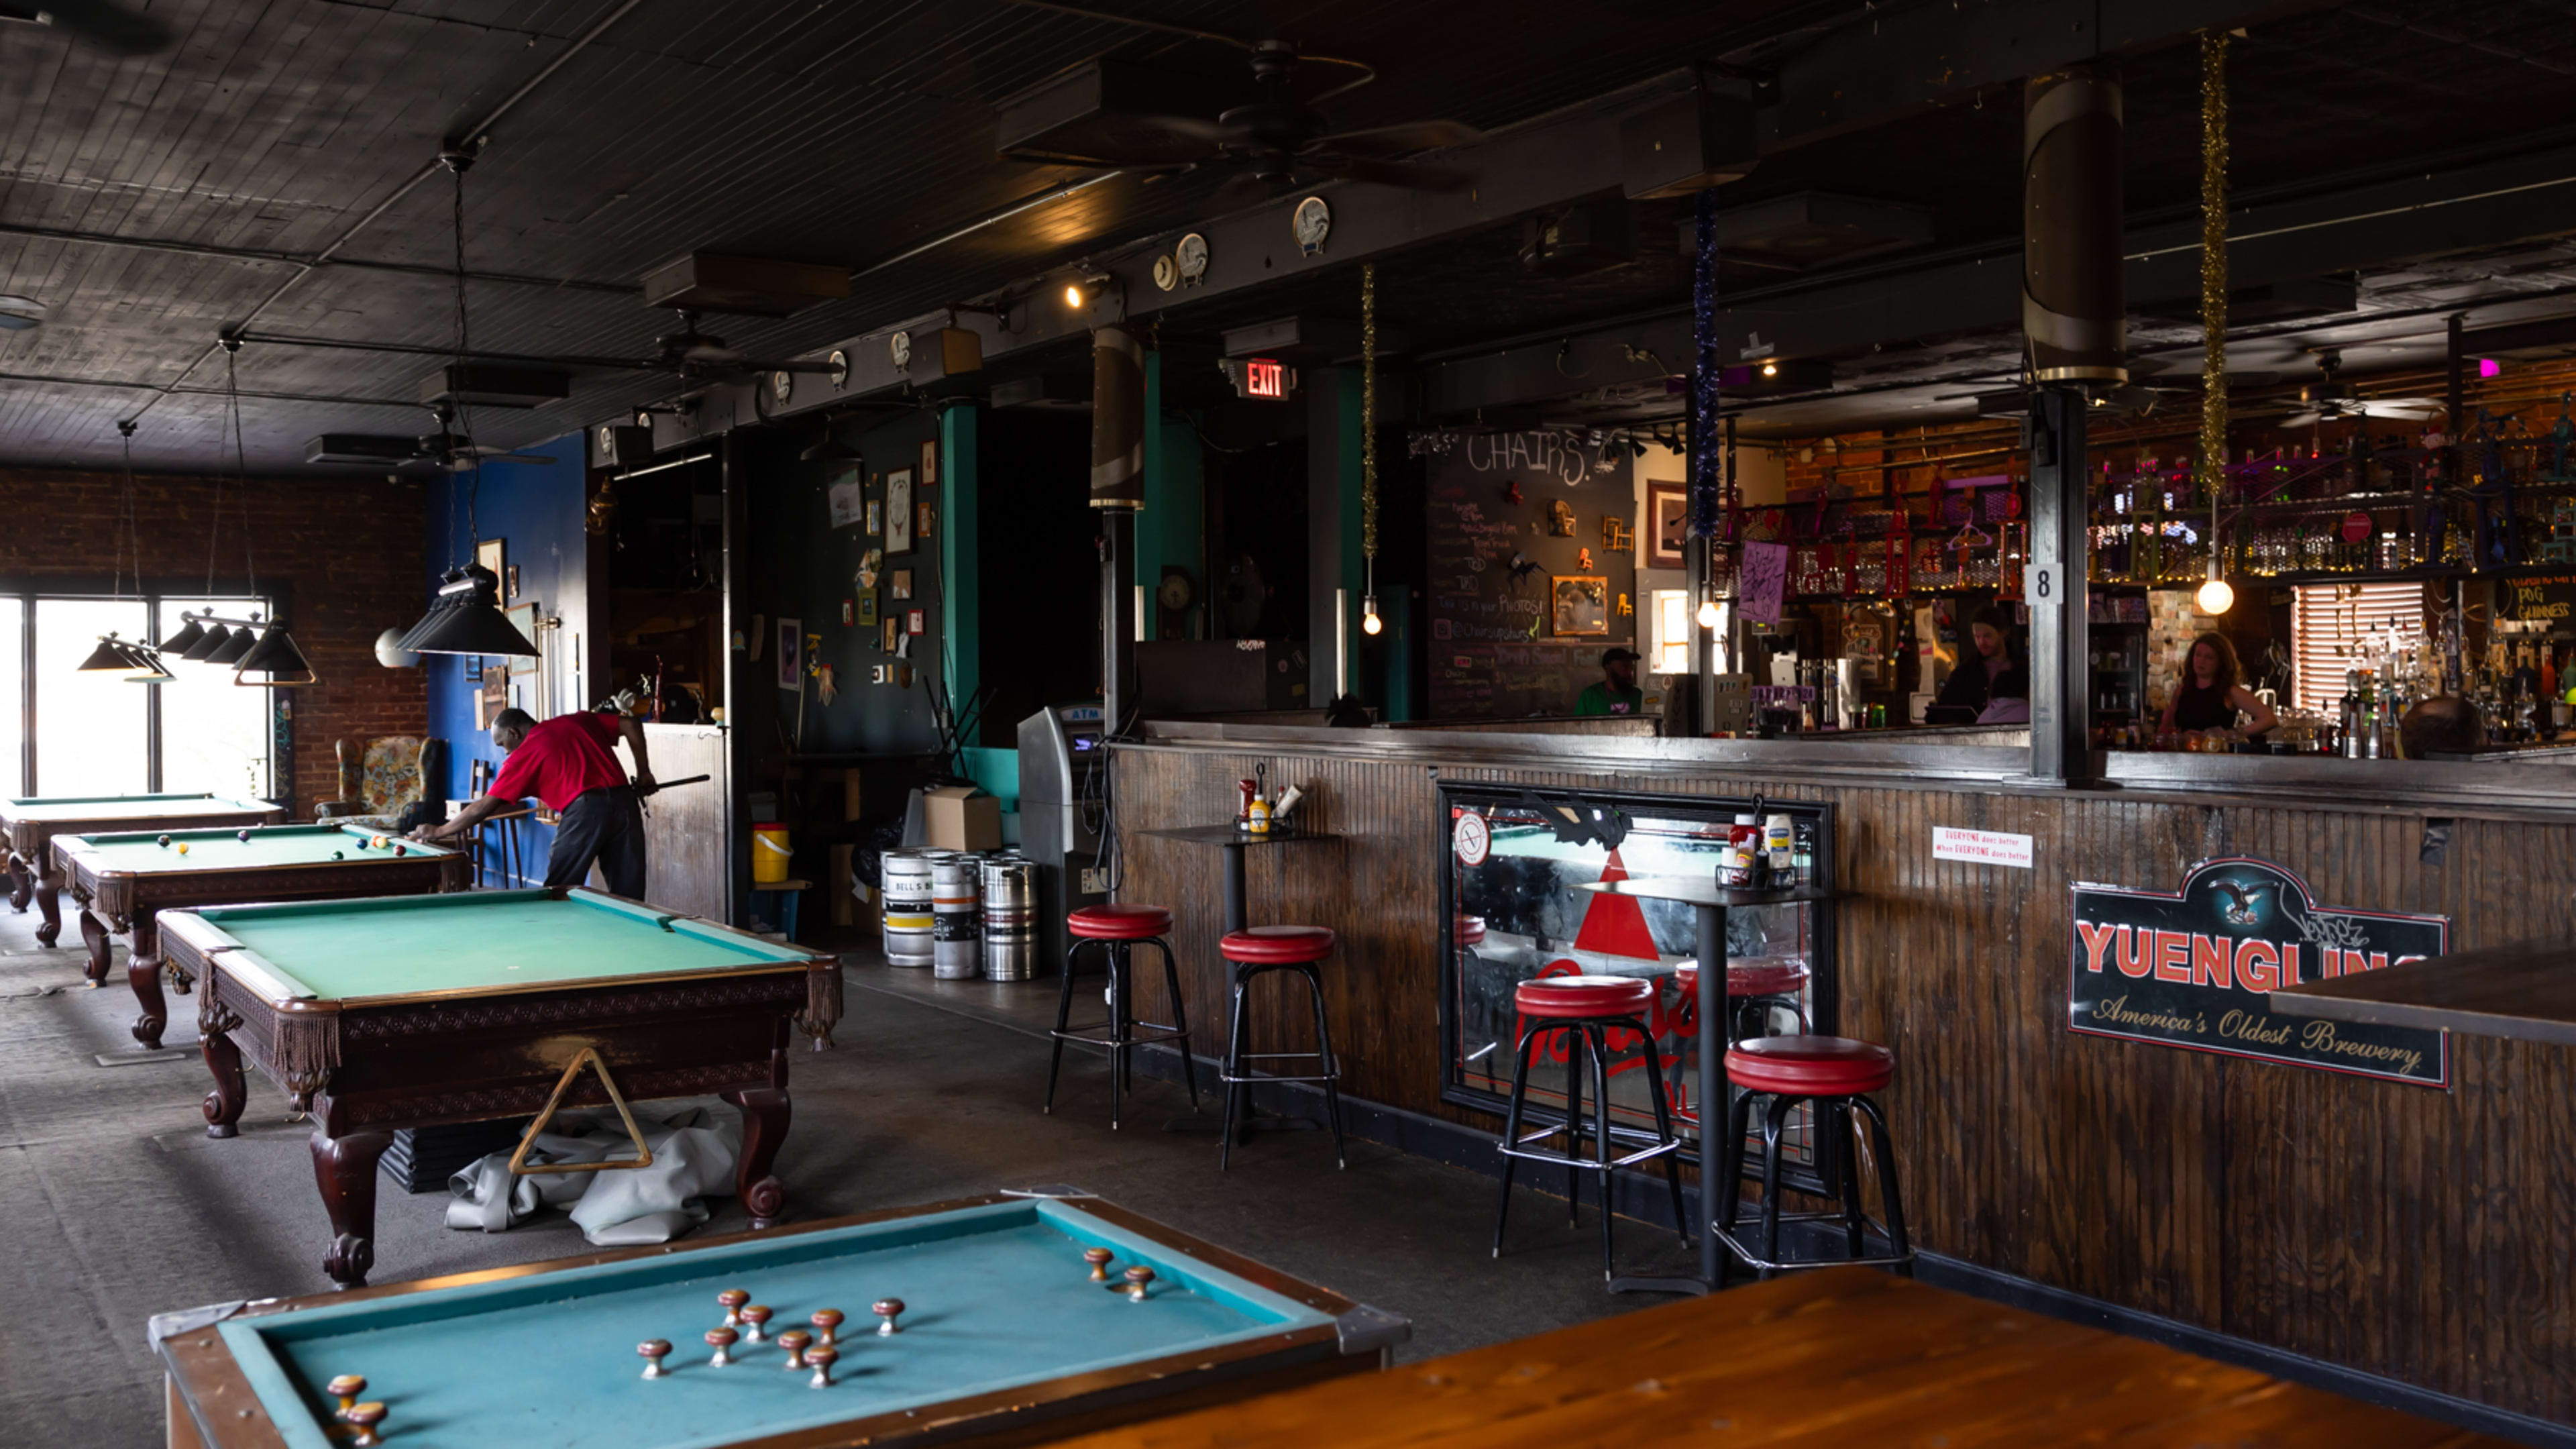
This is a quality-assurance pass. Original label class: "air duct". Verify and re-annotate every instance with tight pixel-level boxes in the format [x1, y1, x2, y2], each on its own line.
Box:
[2023, 65, 2125, 384]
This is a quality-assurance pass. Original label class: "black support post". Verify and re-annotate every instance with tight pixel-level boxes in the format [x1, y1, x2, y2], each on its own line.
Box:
[2025, 386, 2091, 784]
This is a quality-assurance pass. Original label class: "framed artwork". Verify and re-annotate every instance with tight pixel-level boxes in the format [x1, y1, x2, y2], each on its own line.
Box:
[881, 618, 900, 653]
[906, 608, 926, 636]
[865, 499, 881, 536]
[476, 664, 509, 731]
[856, 591, 878, 627]
[827, 476, 864, 529]
[776, 618, 802, 689]
[841, 598, 853, 626]
[916, 501, 935, 540]
[505, 564, 521, 601]
[464, 654, 484, 683]
[1550, 575, 1610, 637]
[476, 537, 506, 586]
[919, 437, 938, 487]
[1646, 483, 1688, 569]
[886, 470, 914, 553]
[890, 569, 913, 600]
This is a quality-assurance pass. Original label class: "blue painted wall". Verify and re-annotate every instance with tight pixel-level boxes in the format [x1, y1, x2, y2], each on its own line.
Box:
[424, 446, 591, 884]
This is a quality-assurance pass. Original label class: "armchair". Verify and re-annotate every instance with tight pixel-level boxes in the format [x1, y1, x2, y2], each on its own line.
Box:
[315, 735, 449, 834]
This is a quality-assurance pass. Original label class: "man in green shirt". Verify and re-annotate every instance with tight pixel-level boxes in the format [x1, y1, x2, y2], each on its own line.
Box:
[1574, 647, 1646, 716]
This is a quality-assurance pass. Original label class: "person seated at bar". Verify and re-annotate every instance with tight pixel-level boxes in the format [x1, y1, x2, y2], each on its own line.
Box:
[1575, 647, 1645, 716]
[2400, 695, 2486, 758]
[2157, 631, 2277, 739]
[1927, 604, 2028, 723]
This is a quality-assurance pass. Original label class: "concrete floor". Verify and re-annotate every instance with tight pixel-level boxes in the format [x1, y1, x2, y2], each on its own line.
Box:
[0, 902, 1683, 1447]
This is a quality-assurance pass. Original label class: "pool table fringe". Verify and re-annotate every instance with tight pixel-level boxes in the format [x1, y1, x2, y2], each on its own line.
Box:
[273, 1010, 339, 1085]
[804, 962, 843, 1049]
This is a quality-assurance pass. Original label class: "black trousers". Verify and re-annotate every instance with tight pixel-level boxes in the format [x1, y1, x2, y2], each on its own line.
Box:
[547, 786, 647, 899]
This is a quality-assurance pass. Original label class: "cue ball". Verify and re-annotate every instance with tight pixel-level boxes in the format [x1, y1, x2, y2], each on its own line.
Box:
[156, 835, 170, 847]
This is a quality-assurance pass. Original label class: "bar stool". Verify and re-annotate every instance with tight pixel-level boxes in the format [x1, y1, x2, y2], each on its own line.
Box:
[1491, 975, 1690, 1281]
[1666, 959, 1813, 1115]
[1714, 1034, 1914, 1279]
[1045, 904, 1198, 1130]
[1216, 926, 1347, 1171]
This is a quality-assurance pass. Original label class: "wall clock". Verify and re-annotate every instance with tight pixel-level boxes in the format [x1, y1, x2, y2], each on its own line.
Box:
[1175, 232, 1210, 284]
[827, 349, 849, 390]
[1292, 197, 1330, 256]
[888, 330, 912, 370]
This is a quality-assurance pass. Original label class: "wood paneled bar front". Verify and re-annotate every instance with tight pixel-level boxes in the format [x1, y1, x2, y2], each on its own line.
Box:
[1109, 721, 2575, 1436]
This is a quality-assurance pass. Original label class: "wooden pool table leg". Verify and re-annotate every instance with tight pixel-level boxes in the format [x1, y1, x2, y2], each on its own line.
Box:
[32, 865, 62, 946]
[199, 1004, 248, 1139]
[724, 1087, 791, 1228]
[74, 892, 112, 987]
[312, 1128, 394, 1289]
[5, 852, 28, 913]
[127, 912, 169, 1049]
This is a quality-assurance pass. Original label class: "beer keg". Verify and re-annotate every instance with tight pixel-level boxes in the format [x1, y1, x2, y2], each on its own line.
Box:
[979, 854, 1039, 981]
[879, 850, 936, 969]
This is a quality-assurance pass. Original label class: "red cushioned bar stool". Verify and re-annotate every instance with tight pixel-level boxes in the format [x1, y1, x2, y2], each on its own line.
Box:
[1216, 926, 1346, 1171]
[1665, 959, 1813, 1116]
[1044, 904, 1198, 1130]
[1714, 1034, 1915, 1279]
[1491, 975, 1690, 1282]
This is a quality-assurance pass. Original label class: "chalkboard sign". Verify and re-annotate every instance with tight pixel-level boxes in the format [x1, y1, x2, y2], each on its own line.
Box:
[2508, 573, 2576, 623]
[1427, 434, 1637, 718]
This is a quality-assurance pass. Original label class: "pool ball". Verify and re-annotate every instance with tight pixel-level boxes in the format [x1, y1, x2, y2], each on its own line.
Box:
[237, 828, 252, 842]
[175, 843, 189, 855]
[331, 851, 344, 861]
[156, 835, 171, 847]
[392, 845, 407, 857]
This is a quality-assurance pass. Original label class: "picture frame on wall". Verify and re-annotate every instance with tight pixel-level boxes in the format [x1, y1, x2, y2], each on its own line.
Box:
[890, 569, 912, 600]
[865, 499, 881, 536]
[857, 591, 878, 627]
[1551, 575, 1611, 637]
[777, 618, 802, 689]
[916, 501, 935, 540]
[476, 537, 506, 586]
[886, 470, 914, 553]
[881, 617, 900, 653]
[1646, 482, 1688, 569]
[920, 437, 938, 487]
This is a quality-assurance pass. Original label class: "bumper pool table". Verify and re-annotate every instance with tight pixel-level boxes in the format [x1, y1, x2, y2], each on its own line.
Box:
[54, 823, 470, 1050]
[153, 1191, 1407, 1449]
[2, 792, 284, 947]
[158, 888, 842, 1289]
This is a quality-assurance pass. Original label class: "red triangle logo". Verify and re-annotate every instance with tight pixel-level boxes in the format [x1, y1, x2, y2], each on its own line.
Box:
[1572, 849, 1660, 961]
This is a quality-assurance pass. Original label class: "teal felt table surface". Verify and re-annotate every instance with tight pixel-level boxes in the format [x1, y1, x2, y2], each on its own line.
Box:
[63, 824, 459, 874]
[4, 792, 276, 822]
[164, 889, 816, 1004]
[203, 1199, 1341, 1449]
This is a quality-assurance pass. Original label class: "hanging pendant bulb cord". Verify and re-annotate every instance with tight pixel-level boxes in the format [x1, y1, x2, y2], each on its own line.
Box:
[449, 156, 484, 560]
[226, 345, 257, 603]
[1360, 262, 1378, 602]
[2197, 32, 2230, 533]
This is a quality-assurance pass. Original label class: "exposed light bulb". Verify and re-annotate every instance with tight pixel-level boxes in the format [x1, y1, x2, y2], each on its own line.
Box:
[1063, 284, 1084, 309]
[1760, 361, 1778, 378]
[1361, 596, 1383, 635]
[1697, 598, 1722, 629]
[2196, 576, 2235, 615]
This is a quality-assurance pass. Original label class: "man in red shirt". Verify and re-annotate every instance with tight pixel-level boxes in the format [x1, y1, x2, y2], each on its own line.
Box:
[419, 707, 656, 898]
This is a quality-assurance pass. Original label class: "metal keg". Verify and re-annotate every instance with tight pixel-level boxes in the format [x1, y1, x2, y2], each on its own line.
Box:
[930, 852, 983, 979]
[979, 854, 1039, 981]
[879, 850, 936, 969]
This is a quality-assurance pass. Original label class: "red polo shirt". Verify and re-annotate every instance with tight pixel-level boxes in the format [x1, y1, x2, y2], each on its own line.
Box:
[487, 712, 629, 813]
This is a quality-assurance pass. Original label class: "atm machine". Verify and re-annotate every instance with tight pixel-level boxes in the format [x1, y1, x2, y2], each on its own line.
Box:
[1017, 701, 1109, 973]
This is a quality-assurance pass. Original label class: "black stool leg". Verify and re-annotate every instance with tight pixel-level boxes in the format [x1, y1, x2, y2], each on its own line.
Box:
[1588, 1024, 1617, 1281]
[1106, 942, 1130, 1130]
[1149, 937, 1199, 1110]
[1834, 1100, 1868, 1259]
[1853, 1094, 1914, 1277]
[1219, 961, 1252, 1171]
[1716, 1087, 1755, 1238]
[1044, 940, 1087, 1114]
[1561, 1024, 1584, 1227]
[1758, 1093, 1796, 1280]
[1631, 1020, 1690, 1249]
[1296, 963, 1346, 1169]
[1491, 1022, 1542, 1257]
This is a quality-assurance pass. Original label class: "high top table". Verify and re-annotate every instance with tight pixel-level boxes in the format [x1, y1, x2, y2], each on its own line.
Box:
[1576, 875, 1841, 1295]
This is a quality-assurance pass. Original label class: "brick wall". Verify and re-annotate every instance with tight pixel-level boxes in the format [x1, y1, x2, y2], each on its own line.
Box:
[0, 467, 428, 812]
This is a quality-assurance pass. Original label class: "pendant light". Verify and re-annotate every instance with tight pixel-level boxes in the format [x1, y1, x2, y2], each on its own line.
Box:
[2192, 32, 2233, 623]
[392, 148, 539, 661]
[233, 621, 317, 686]
[205, 619, 258, 666]
[80, 422, 170, 682]
[1358, 264, 1383, 638]
[156, 611, 207, 657]
[180, 618, 231, 660]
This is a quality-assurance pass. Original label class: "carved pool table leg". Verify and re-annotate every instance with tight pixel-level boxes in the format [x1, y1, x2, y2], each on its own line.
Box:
[32, 865, 62, 947]
[5, 851, 29, 912]
[199, 1004, 247, 1140]
[127, 912, 168, 1049]
[312, 1128, 395, 1289]
[76, 898, 111, 987]
[724, 1087, 792, 1229]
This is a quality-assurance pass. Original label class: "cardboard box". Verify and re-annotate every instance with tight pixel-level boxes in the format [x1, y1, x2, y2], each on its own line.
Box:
[922, 785, 1002, 852]
[829, 843, 855, 928]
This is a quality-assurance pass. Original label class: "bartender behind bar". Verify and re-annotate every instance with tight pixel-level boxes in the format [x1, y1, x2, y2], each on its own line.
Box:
[1576, 647, 1646, 716]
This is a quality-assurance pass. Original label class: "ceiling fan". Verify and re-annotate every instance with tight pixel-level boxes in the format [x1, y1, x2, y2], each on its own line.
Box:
[0, 0, 172, 54]
[307, 405, 554, 473]
[2279, 349, 2442, 428]
[1055, 39, 1481, 192]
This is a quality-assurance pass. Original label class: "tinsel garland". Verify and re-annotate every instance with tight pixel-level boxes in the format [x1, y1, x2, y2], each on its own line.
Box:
[1690, 186, 1723, 537]
[2197, 32, 2229, 513]
[1361, 262, 1378, 565]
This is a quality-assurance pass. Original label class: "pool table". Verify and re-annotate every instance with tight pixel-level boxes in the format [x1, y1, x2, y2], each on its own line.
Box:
[2, 792, 283, 947]
[152, 1191, 1408, 1449]
[159, 888, 843, 1289]
[55, 823, 470, 1050]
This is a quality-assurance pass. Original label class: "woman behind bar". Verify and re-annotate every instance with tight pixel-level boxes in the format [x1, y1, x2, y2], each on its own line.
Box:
[1930, 604, 2029, 721]
[2159, 631, 2278, 739]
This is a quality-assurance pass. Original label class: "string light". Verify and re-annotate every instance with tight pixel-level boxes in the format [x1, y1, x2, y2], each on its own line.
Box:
[1360, 264, 1382, 638]
[2193, 30, 2231, 616]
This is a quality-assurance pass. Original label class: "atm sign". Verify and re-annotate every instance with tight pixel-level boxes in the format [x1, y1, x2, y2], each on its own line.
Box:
[1245, 358, 1287, 398]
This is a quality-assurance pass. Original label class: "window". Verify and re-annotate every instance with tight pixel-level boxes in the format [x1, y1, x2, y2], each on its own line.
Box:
[0, 591, 275, 799]
[2294, 582, 2427, 713]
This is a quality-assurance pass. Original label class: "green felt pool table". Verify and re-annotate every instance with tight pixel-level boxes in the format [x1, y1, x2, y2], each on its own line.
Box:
[54, 824, 470, 1051]
[158, 888, 843, 1289]
[1, 792, 283, 947]
[154, 1191, 1406, 1449]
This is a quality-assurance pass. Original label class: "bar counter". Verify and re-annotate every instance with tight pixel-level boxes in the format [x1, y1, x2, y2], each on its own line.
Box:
[1109, 718, 2575, 1438]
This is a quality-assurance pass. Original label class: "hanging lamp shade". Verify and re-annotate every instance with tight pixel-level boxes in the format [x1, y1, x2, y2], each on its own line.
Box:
[233, 623, 317, 687]
[157, 616, 208, 655]
[800, 435, 861, 463]
[182, 623, 232, 661]
[78, 633, 140, 672]
[205, 625, 258, 667]
[125, 649, 176, 684]
[399, 564, 537, 657]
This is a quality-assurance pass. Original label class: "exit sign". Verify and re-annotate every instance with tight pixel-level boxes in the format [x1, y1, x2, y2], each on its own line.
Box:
[1222, 356, 1297, 400]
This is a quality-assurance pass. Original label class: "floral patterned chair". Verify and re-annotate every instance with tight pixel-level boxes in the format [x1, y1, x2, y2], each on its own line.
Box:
[315, 735, 447, 834]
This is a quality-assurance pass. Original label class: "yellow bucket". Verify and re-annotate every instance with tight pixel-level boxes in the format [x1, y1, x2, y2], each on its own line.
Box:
[752, 823, 792, 883]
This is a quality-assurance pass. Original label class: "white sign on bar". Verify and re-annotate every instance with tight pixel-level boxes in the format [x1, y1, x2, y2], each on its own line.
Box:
[1932, 826, 2035, 869]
